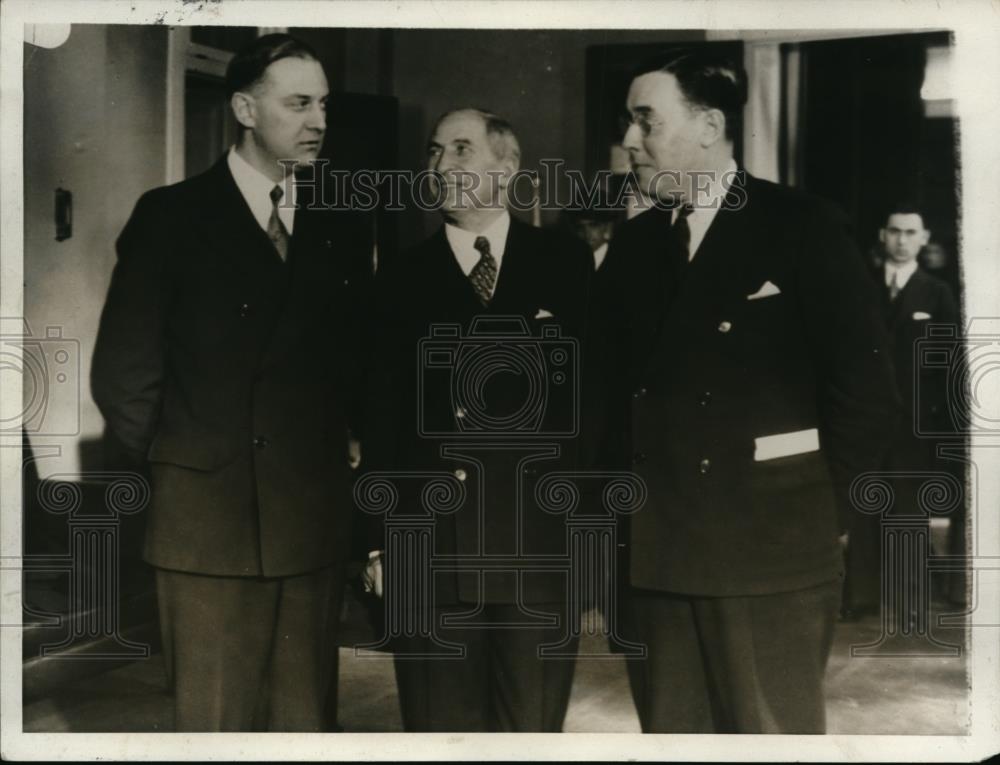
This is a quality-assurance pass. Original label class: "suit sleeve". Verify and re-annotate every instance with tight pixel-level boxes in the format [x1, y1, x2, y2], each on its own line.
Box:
[344, 211, 377, 442]
[91, 193, 172, 465]
[584, 229, 635, 473]
[797, 201, 901, 532]
[357, 261, 408, 552]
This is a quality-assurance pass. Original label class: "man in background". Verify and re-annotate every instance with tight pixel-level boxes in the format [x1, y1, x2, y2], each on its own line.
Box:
[844, 204, 961, 617]
[565, 206, 619, 273]
[92, 34, 372, 731]
[594, 51, 898, 733]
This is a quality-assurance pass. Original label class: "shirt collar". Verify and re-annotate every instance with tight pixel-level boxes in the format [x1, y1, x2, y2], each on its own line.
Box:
[674, 158, 738, 222]
[227, 146, 297, 234]
[885, 258, 919, 288]
[671, 158, 737, 260]
[445, 211, 512, 276]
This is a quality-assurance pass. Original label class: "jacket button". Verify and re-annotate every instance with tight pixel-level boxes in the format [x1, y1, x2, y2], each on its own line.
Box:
[240, 303, 251, 317]
[633, 387, 648, 399]
[699, 458, 711, 474]
[699, 391, 712, 406]
[325, 239, 334, 249]
[253, 437, 269, 449]
[718, 321, 732, 333]
[632, 452, 647, 466]
[454, 468, 467, 482]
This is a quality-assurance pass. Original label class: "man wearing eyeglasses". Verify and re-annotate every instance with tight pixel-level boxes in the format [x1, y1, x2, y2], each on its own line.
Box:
[593, 51, 899, 733]
[92, 34, 372, 731]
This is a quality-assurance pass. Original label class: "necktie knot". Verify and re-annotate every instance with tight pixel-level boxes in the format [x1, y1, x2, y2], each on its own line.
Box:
[270, 184, 284, 205]
[675, 202, 694, 223]
[474, 236, 491, 257]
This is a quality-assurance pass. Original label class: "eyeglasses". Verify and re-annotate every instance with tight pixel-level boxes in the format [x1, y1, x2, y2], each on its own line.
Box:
[618, 110, 665, 138]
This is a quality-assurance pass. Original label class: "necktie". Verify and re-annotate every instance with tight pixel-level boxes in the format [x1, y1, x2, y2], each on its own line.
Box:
[268, 184, 290, 262]
[888, 270, 901, 301]
[671, 203, 694, 271]
[469, 236, 498, 306]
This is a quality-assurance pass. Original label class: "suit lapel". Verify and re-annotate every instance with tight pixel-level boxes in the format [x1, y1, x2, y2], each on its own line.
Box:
[195, 158, 287, 277]
[431, 227, 486, 314]
[887, 267, 924, 328]
[666, 175, 755, 325]
[489, 219, 532, 313]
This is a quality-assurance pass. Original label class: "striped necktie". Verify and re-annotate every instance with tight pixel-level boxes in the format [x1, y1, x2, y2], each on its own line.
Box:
[268, 184, 290, 262]
[469, 236, 498, 306]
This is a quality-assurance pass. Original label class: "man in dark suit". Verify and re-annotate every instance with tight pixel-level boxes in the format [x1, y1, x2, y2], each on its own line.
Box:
[594, 52, 899, 733]
[362, 108, 591, 731]
[91, 34, 372, 731]
[844, 204, 961, 614]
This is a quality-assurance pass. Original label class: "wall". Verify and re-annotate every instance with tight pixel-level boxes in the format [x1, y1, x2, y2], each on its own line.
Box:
[22, 24, 167, 477]
[389, 29, 706, 244]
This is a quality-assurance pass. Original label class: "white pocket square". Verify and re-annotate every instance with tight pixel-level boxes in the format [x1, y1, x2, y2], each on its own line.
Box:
[912, 311, 932, 320]
[747, 280, 781, 300]
[754, 428, 820, 462]
[534, 309, 554, 319]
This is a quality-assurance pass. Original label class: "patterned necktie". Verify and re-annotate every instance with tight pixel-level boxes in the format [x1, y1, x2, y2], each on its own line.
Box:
[671, 202, 694, 270]
[888, 269, 901, 301]
[268, 184, 290, 262]
[469, 236, 498, 306]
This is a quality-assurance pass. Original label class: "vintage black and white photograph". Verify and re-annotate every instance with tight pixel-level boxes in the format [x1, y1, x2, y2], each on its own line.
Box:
[2, 0, 999, 760]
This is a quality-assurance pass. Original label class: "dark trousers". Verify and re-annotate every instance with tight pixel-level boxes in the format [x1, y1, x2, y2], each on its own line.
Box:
[392, 601, 578, 732]
[156, 565, 343, 731]
[628, 579, 841, 733]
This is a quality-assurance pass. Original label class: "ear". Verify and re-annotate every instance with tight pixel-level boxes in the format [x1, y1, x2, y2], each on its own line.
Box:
[919, 229, 931, 247]
[495, 156, 519, 190]
[699, 108, 726, 148]
[878, 228, 887, 244]
[231, 91, 257, 130]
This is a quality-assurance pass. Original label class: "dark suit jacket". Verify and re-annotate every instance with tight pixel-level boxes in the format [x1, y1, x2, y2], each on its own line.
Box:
[878, 265, 960, 459]
[365, 217, 592, 604]
[876, 268, 959, 438]
[92, 156, 373, 577]
[594, 172, 899, 597]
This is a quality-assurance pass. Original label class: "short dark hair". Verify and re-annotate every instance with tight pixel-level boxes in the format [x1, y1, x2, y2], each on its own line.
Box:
[225, 33, 320, 98]
[642, 50, 748, 142]
[884, 201, 927, 226]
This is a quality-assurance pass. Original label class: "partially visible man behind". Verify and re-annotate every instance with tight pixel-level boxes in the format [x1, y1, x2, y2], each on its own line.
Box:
[594, 51, 899, 733]
[91, 34, 372, 731]
[843, 204, 961, 617]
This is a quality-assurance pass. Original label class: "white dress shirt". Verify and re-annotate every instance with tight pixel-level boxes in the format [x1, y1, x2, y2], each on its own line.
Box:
[593, 242, 609, 271]
[884, 259, 919, 291]
[672, 158, 738, 260]
[227, 146, 297, 235]
[445, 211, 511, 295]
